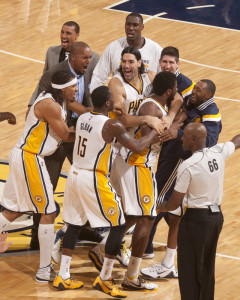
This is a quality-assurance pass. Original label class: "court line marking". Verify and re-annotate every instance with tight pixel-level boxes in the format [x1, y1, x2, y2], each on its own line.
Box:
[147, 240, 240, 261]
[186, 5, 215, 10]
[104, 2, 240, 33]
[0, 49, 44, 64]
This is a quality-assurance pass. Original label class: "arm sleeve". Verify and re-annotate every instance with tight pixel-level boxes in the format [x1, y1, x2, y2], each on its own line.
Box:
[90, 45, 112, 93]
[174, 162, 191, 193]
[203, 120, 222, 147]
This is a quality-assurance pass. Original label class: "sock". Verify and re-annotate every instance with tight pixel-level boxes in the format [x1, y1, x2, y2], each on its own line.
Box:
[162, 247, 176, 268]
[127, 256, 142, 280]
[0, 213, 11, 233]
[38, 223, 55, 268]
[59, 254, 72, 280]
[100, 257, 115, 281]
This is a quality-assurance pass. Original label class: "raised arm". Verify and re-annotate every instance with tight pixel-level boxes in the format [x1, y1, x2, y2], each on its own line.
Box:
[108, 77, 127, 117]
[161, 92, 183, 129]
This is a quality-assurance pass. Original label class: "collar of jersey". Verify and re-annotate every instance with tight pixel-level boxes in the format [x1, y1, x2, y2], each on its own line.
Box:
[126, 74, 143, 95]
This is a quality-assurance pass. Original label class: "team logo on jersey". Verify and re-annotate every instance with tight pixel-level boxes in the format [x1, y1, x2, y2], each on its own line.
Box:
[35, 195, 43, 203]
[142, 194, 151, 204]
[107, 207, 117, 216]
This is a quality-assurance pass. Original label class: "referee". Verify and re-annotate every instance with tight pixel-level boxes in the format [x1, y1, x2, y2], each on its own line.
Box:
[158, 122, 240, 300]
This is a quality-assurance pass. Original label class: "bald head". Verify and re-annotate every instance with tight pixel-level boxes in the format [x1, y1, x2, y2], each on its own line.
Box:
[69, 41, 92, 75]
[182, 123, 207, 152]
[70, 41, 90, 55]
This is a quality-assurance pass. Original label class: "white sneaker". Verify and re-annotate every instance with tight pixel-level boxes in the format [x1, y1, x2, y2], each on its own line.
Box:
[141, 262, 178, 279]
[88, 244, 104, 272]
[116, 240, 131, 268]
[142, 252, 154, 259]
[122, 273, 158, 291]
[35, 264, 56, 282]
[51, 232, 63, 264]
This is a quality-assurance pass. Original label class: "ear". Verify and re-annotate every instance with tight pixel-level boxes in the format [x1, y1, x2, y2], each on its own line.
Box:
[75, 33, 79, 40]
[137, 59, 142, 68]
[141, 23, 144, 31]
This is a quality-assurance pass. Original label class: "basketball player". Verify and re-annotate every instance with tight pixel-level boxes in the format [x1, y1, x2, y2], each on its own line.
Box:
[119, 71, 178, 291]
[52, 86, 160, 298]
[0, 71, 77, 282]
[90, 12, 162, 92]
[141, 79, 222, 279]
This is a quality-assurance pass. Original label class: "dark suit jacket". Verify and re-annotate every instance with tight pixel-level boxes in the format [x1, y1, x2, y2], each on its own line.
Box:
[29, 45, 99, 106]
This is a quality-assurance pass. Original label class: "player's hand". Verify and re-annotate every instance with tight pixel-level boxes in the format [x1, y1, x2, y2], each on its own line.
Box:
[0, 232, 12, 253]
[159, 122, 183, 142]
[7, 113, 16, 125]
[144, 116, 164, 134]
[161, 115, 173, 130]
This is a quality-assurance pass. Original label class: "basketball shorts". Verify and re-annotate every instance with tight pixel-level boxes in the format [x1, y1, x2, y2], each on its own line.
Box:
[118, 160, 157, 217]
[1, 148, 56, 214]
[62, 165, 125, 228]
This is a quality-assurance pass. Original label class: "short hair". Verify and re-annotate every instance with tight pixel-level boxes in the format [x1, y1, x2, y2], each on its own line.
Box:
[126, 12, 143, 24]
[152, 71, 177, 96]
[70, 41, 90, 55]
[118, 46, 145, 75]
[63, 21, 80, 34]
[44, 71, 75, 105]
[200, 79, 216, 97]
[160, 46, 179, 62]
[91, 86, 111, 108]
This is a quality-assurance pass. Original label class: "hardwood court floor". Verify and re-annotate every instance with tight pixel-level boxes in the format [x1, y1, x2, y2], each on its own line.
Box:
[0, 1, 240, 299]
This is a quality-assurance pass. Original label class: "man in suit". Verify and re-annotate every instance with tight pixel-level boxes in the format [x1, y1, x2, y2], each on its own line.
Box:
[29, 41, 100, 250]
[28, 21, 99, 107]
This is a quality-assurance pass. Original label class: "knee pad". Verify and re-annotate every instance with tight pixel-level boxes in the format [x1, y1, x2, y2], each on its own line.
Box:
[105, 224, 126, 256]
[63, 224, 82, 250]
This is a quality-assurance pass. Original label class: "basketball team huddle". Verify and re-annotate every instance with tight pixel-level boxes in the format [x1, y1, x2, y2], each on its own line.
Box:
[1, 12, 240, 300]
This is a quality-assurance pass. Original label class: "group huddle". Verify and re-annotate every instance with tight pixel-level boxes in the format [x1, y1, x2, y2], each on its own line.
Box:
[1, 12, 235, 300]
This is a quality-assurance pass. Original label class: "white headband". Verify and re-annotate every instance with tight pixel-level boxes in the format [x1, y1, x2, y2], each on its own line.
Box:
[51, 77, 77, 89]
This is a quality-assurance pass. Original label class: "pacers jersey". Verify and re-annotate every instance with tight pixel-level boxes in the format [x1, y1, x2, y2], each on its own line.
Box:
[113, 72, 152, 115]
[73, 111, 113, 176]
[121, 97, 168, 167]
[16, 92, 67, 156]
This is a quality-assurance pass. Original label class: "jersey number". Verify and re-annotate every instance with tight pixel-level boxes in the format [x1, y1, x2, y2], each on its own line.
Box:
[208, 159, 218, 172]
[77, 136, 88, 157]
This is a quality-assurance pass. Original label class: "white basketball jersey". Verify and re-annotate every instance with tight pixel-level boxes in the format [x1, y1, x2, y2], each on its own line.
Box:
[121, 97, 168, 167]
[16, 92, 67, 156]
[113, 72, 152, 115]
[73, 112, 113, 176]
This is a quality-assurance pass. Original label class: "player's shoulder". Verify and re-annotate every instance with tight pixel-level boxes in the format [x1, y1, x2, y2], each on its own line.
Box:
[177, 72, 194, 86]
[144, 37, 162, 50]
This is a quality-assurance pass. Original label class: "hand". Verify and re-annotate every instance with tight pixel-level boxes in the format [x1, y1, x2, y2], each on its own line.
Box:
[144, 116, 164, 134]
[0, 232, 12, 253]
[159, 122, 183, 142]
[7, 113, 16, 125]
[161, 115, 173, 130]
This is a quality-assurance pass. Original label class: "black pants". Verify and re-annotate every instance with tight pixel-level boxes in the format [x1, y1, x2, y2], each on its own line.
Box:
[177, 208, 223, 300]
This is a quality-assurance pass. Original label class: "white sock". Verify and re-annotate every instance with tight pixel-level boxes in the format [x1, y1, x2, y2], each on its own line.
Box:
[38, 223, 55, 268]
[59, 254, 72, 280]
[0, 213, 11, 233]
[162, 247, 176, 268]
[100, 257, 115, 281]
[127, 256, 142, 280]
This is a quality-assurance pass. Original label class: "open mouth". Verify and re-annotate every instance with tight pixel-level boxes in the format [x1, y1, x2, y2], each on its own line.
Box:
[61, 39, 68, 46]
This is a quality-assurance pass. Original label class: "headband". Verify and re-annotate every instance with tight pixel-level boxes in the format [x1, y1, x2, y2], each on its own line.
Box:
[51, 77, 77, 89]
